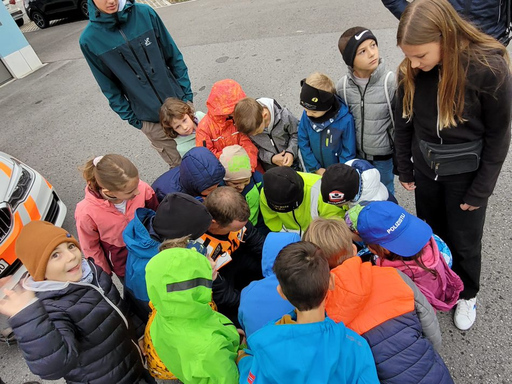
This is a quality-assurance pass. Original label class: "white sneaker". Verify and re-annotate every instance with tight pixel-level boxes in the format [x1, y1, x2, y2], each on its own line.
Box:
[454, 297, 477, 330]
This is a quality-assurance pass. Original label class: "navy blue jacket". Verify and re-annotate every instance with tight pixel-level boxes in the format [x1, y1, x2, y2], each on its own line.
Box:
[381, 0, 508, 43]
[9, 261, 144, 384]
[151, 147, 226, 201]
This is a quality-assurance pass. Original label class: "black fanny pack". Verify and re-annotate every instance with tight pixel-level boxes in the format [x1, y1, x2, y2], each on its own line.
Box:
[419, 139, 483, 176]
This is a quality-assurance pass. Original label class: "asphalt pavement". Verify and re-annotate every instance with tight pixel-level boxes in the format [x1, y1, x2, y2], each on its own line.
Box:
[1, 0, 512, 382]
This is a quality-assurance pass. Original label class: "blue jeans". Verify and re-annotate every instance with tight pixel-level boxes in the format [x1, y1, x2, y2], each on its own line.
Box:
[370, 158, 395, 195]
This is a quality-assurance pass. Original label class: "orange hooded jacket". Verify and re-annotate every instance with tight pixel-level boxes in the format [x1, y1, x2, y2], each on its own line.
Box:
[326, 257, 415, 335]
[196, 79, 258, 171]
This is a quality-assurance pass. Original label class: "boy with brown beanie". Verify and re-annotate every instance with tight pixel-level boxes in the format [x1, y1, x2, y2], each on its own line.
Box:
[0, 221, 146, 383]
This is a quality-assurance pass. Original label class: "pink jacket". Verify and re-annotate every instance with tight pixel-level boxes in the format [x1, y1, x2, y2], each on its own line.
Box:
[75, 180, 159, 277]
[378, 236, 464, 311]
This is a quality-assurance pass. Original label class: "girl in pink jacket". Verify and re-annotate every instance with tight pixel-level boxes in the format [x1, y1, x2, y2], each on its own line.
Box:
[75, 154, 159, 278]
[357, 201, 464, 311]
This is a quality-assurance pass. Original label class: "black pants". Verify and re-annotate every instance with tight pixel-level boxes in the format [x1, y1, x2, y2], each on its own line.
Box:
[414, 169, 487, 299]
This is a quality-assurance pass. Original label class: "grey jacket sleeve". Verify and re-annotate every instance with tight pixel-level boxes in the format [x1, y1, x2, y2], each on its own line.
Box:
[281, 107, 299, 157]
[397, 270, 442, 351]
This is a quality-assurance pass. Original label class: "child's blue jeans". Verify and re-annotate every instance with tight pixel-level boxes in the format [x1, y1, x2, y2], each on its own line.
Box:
[371, 158, 395, 195]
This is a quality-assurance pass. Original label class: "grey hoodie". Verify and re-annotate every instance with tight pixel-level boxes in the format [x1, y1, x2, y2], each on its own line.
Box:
[250, 98, 299, 168]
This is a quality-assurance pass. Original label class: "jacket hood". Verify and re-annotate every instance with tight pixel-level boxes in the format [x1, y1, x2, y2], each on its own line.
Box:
[87, 0, 133, 24]
[123, 208, 159, 257]
[206, 79, 246, 117]
[146, 247, 213, 319]
[179, 147, 226, 195]
[326, 256, 415, 334]
[262, 232, 300, 277]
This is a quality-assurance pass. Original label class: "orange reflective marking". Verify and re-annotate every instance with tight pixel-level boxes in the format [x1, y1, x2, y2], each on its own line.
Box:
[44, 178, 52, 189]
[0, 162, 12, 178]
[0, 211, 23, 264]
[25, 196, 42, 221]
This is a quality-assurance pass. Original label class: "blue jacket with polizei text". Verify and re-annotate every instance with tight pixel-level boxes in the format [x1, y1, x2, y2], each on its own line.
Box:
[79, 0, 192, 128]
[298, 96, 356, 172]
[151, 147, 226, 201]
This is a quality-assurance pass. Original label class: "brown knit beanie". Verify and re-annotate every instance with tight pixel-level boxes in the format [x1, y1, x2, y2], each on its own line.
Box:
[15, 221, 81, 281]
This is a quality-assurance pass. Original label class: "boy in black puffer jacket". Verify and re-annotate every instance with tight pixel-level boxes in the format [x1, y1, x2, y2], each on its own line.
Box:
[0, 221, 146, 384]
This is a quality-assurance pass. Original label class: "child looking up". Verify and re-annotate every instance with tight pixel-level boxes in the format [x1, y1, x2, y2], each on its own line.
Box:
[337, 27, 396, 195]
[357, 201, 464, 311]
[195, 79, 258, 171]
[0, 221, 145, 383]
[234, 97, 300, 170]
[237, 241, 379, 383]
[304, 218, 454, 384]
[144, 247, 240, 384]
[160, 97, 206, 157]
[75, 154, 159, 278]
[298, 72, 356, 175]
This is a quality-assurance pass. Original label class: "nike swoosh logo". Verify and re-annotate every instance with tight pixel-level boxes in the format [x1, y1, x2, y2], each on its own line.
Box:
[354, 30, 369, 40]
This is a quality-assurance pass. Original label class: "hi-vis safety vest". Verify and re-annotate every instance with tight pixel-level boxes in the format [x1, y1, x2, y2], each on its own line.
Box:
[197, 227, 247, 270]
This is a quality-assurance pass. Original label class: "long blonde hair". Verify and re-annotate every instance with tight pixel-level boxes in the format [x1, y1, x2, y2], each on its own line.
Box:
[397, 0, 510, 128]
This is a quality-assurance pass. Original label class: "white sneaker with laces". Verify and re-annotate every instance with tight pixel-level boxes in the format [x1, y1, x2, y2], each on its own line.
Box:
[454, 297, 477, 330]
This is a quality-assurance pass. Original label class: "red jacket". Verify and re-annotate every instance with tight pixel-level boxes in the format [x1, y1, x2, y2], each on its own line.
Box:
[75, 180, 158, 277]
[196, 79, 258, 171]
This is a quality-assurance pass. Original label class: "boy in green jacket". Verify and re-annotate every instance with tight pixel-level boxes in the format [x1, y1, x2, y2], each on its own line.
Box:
[145, 247, 240, 383]
[260, 167, 346, 237]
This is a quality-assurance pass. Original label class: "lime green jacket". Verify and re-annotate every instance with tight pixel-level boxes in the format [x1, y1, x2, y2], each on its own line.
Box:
[260, 172, 346, 235]
[146, 248, 239, 384]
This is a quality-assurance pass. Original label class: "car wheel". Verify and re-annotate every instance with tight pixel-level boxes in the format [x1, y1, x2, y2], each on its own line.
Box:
[15, 18, 24, 27]
[31, 11, 48, 29]
[79, 0, 89, 18]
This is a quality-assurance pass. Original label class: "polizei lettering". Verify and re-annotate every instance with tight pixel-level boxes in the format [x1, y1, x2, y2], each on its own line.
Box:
[387, 213, 406, 234]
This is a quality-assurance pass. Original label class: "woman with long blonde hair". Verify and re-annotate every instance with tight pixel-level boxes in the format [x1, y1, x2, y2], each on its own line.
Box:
[394, 0, 511, 330]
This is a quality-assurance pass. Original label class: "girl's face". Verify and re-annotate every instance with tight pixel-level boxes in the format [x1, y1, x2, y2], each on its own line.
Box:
[101, 177, 140, 202]
[400, 42, 441, 72]
[171, 114, 196, 136]
[45, 242, 83, 282]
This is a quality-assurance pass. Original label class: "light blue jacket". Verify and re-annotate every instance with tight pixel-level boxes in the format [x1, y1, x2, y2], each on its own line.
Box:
[238, 313, 379, 384]
[238, 233, 299, 338]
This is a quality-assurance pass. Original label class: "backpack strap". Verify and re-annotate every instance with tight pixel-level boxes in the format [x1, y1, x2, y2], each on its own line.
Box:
[342, 75, 349, 105]
[384, 71, 395, 151]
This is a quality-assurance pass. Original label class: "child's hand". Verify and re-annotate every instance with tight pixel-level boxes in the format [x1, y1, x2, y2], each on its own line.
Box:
[138, 338, 147, 356]
[207, 256, 219, 281]
[400, 181, 416, 191]
[315, 168, 326, 176]
[271, 151, 286, 166]
[237, 328, 247, 346]
[282, 152, 294, 167]
[0, 280, 36, 318]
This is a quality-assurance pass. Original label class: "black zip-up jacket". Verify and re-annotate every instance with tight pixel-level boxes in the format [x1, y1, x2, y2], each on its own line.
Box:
[395, 54, 512, 207]
[9, 260, 144, 383]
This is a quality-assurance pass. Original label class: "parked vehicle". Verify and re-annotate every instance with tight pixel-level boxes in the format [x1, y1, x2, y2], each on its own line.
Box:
[3, 0, 24, 26]
[0, 152, 67, 342]
[23, 0, 88, 29]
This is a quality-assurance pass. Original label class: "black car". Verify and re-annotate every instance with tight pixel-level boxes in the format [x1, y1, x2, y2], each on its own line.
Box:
[24, 0, 89, 29]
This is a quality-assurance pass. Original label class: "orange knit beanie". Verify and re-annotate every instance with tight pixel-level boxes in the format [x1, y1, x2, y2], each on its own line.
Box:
[15, 221, 80, 281]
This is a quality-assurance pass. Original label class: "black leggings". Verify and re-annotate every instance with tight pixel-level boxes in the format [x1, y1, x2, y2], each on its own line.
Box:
[414, 169, 487, 299]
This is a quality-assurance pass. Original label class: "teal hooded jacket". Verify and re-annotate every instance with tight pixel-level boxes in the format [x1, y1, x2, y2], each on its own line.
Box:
[79, 0, 192, 128]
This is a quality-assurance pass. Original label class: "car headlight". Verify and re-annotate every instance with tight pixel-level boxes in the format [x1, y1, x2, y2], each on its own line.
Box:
[7, 165, 34, 211]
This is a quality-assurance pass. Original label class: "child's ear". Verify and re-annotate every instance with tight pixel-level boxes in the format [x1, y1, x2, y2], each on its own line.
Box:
[352, 243, 358, 257]
[328, 273, 336, 291]
[276, 285, 288, 301]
